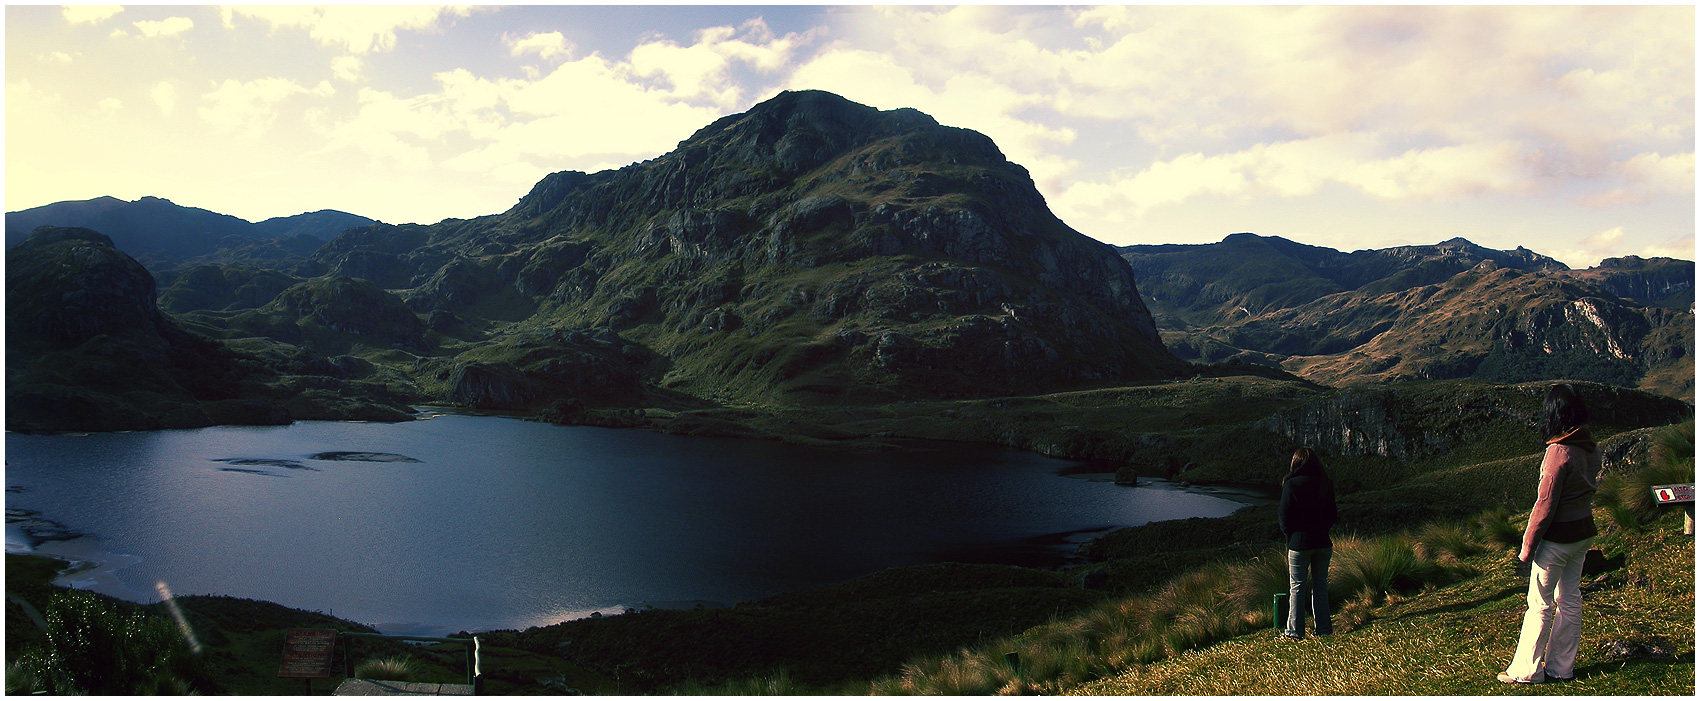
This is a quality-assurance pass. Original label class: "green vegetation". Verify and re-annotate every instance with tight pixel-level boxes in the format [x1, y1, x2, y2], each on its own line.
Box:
[6, 589, 207, 694]
[1597, 421, 1696, 529]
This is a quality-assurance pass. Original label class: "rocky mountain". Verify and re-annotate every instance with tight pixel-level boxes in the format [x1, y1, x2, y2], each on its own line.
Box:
[173, 89, 1184, 409]
[1122, 234, 1694, 399]
[5, 197, 375, 272]
[1569, 255, 1695, 310]
[5, 227, 414, 431]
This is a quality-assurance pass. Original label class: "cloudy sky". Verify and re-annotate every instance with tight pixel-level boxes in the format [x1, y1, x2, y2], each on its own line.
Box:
[6, 4, 1694, 267]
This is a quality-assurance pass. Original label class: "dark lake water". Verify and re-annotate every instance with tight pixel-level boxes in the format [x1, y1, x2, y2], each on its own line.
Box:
[5, 412, 1252, 636]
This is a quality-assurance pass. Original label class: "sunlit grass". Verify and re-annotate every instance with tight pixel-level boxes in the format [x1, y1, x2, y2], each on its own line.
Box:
[1073, 513, 1694, 696]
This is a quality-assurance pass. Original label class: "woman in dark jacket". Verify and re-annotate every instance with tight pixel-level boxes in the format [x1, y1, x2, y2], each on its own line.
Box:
[1278, 447, 1337, 639]
[1499, 383, 1599, 684]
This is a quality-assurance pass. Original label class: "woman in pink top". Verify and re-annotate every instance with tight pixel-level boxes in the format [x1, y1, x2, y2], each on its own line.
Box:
[1499, 383, 1599, 684]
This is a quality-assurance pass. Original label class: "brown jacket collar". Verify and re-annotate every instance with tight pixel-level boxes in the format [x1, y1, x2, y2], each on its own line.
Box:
[1546, 426, 1597, 452]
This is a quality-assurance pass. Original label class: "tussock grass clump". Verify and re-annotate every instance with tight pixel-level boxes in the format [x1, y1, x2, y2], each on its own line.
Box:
[1330, 534, 1458, 608]
[1412, 520, 1484, 563]
[1597, 421, 1694, 530]
[353, 655, 421, 682]
[1470, 505, 1523, 551]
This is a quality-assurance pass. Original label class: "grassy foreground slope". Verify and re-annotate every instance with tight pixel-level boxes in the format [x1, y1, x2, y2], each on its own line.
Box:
[1072, 521, 1694, 696]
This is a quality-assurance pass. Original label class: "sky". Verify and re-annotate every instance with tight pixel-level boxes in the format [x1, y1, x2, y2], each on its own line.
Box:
[4, 4, 1695, 268]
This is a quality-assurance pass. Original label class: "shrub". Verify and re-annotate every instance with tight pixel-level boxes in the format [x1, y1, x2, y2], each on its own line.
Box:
[7, 590, 202, 695]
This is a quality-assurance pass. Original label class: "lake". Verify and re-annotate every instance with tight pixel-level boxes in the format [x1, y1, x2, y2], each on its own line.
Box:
[5, 412, 1254, 636]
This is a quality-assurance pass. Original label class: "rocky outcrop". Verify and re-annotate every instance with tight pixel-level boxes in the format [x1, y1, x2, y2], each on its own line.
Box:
[158, 265, 302, 313]
[1573, 256, 1694, 310]
[439, 328, 646, 410]
[1253, 381, 1692, 461]
[262, 277, 428, 350]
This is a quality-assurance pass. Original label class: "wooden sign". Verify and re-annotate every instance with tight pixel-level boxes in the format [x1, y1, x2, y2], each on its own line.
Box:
[278, 628, 337, 678]
[1651, 484, 1695, 505]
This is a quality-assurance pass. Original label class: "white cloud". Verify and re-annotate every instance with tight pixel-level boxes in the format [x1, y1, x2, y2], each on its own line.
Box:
[508, 32, 569, 61]
[151, 81, 176, 115]
[200, 78, 336, 137]
[133, 17, 193, 38]
[220, 6, 475, 54]
[1550, 226, 1632, 268]
[63, 5, 123, 25]
[1620, 152, 1695, 194]
[43, 51, 73, 64]
[1053, 135, 1535, 224]
[629, 19, 808, 109]
[332, 55, 364, 83]
[97, 97, 123, 115]
[1638, 235, 1697, 262]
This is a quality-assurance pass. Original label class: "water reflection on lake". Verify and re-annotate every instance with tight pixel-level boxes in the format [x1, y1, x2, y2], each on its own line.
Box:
[5, 414, 1250, 636]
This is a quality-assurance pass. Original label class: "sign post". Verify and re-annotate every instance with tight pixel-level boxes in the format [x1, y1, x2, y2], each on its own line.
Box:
[1649, 484, 1695, 535]
[279, 628, 337, 695]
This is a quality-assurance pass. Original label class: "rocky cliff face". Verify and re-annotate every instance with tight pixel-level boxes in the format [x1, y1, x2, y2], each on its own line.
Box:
[1571, 256, 1694, 310]
[1253, 381, 1692, 462]
[279, 90, 1181, 407]
[1123, 234, 1694, 400]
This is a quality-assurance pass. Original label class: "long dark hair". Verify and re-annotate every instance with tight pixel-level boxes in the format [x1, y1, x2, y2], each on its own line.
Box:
[1284, 447, 1325, 484]
[1541, 383, 1589, 441]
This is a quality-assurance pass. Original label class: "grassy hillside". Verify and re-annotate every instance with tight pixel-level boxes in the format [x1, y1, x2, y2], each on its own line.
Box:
[1071, 521, 1693, 696]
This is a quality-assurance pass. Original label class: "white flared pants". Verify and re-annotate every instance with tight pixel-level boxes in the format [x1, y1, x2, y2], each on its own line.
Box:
[1504, 537, 1593, 682]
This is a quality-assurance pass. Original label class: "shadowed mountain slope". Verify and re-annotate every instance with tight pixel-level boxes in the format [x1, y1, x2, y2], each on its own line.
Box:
[5, 227, 413, 431]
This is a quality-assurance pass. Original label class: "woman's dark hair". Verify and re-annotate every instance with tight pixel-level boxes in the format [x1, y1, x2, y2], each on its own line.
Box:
[1541, 383, 1589, 440]
[1285, 447, 1325, 484]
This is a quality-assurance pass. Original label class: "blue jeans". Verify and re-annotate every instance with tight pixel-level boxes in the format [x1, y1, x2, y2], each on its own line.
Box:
[1286, 547, 1332, 637]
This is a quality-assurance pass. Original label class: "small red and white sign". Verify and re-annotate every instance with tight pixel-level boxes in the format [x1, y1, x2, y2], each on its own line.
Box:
[1650, 484, 1694, 504]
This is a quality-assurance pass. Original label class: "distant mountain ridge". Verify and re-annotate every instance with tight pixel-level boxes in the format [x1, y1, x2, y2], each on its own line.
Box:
[1121, 234, 1694, 399]
[5, 196, 375, 271]
[9, 89, 1185, 430]
[8, 91, 1692, 434]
